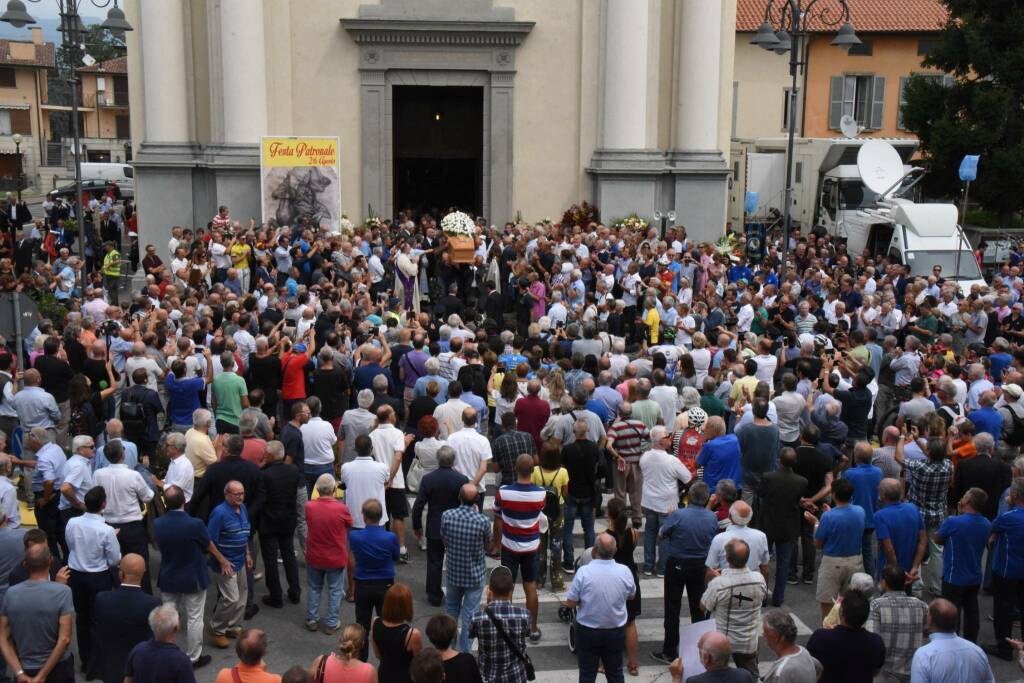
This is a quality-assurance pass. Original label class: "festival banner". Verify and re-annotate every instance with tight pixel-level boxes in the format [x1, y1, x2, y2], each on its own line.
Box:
[260, 136, 341, 229]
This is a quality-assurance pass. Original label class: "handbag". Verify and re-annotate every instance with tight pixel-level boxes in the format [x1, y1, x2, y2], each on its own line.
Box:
[484, 606, 536, 681]
[406, 455, 426, 494]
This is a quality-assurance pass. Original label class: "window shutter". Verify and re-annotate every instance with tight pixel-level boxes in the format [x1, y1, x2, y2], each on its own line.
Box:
[828, 75, 844, 130]
[870, 76, 886, 130]
[897, 76, 909, 130]
[10, 108, 30, 135]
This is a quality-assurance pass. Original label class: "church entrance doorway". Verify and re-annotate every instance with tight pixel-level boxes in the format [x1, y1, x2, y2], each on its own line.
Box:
[393, 85, 484, 220]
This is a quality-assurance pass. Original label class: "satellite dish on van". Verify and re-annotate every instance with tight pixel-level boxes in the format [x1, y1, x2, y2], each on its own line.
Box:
[839, 115, 862, 139]
[857, 140, 904, 198]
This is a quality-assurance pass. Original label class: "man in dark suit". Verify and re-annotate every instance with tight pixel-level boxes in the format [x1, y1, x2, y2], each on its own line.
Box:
[155, 485, 229, 670]
[758, 447, 807, 607]
[411, 446, 468, 606]
[954, 433, 1012, 521]
[12, 229, 37, 275]
[259, 441, 301, 608]
[91, 553, 161, 683]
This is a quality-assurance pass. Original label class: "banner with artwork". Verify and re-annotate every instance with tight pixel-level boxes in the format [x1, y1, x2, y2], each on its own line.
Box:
[260, 136, 341, 230]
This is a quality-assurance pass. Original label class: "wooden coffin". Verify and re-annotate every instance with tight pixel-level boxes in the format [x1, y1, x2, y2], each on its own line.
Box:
[447, 235, 476, 264]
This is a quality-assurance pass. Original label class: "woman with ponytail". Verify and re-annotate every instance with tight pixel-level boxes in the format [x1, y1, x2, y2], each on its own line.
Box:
[308, 624, 377, 683]
[603, 497, 642, 676]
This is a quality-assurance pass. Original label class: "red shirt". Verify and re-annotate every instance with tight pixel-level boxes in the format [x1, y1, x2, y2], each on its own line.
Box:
[280, 352, 309, 400]
[305, 497, 353, 569]
[513, 394, 550, 451]
[240, 437, 267, 467]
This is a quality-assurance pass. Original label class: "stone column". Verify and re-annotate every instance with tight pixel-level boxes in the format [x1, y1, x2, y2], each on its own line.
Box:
[218, 0, 268, 144]
[139, 0, 189, 142]
[675, 0, 721, 151]
[589, 0, 662, 222]
[601, 0, 652, 149]
[669, 0, 730, 243]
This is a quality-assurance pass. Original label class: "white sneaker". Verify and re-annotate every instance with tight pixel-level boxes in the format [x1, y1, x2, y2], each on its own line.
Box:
[419, 537, 427, 551]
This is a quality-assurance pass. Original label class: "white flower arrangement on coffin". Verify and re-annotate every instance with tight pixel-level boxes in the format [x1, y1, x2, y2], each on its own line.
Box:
[441, 211, 476, 239]
[339, 214, 355, 239]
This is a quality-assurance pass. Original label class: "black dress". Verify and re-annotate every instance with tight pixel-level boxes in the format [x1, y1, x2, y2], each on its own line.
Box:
[607, 527, 641, 621]
[372, 620, 414, 683]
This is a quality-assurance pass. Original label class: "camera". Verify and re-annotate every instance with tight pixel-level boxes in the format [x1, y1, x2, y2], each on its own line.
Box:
[99, 319, 120, 338]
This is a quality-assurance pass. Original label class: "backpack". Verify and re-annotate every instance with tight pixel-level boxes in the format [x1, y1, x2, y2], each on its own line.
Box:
[1006, 406, 1024, 446]
[675, 428, 704, 476]
[120, 395, 147, 438]
[69, 403, 91, 438]
[539, 468, 562, 521]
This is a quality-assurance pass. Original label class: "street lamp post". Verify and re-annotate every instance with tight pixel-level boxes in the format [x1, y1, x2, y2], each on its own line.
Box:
[0, 0, 131, 267]
[12, 132, 22, 203]
[751, 0, 859, 275]
[654, 210, 676, 242]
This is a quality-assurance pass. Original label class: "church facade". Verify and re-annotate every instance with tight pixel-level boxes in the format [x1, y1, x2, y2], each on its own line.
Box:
[125, 0, 736, 246]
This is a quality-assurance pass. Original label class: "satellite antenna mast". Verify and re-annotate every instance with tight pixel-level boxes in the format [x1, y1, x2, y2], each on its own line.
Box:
[839, 114, 862, 140]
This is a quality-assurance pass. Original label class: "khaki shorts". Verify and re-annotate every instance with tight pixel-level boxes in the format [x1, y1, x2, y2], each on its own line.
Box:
[815, 554, 864, 603]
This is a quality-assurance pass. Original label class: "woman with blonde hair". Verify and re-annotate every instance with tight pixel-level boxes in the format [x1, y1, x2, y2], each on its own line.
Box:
[545, 368, 567, 411]
[309, 624, 377, 683]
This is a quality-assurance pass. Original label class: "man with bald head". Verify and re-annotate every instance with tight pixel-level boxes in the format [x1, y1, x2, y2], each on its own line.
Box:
[92, 553, 162, 683]
[873, 477, 926, 581]
[12, 368, 59, 434]
[563, 531, 636, 682]
[700, 539, 768, 676]
[514, 377, 550, 451]
[440, 481, 492, 653]
[911, 598, 994, 682]
[669, 631, 750, 683]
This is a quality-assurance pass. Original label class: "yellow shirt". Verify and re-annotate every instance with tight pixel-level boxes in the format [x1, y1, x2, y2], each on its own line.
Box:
[532, 466, 569, 504]
[729, 375, 759, 403]
[644, 308, 660, 344]
[101, 249, 121, 277]
[230, 243, 251, 269]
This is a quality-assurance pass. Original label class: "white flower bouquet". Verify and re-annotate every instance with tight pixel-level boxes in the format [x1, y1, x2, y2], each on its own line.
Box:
[441, 211, 476, 238]
[614, 214, 649, 232]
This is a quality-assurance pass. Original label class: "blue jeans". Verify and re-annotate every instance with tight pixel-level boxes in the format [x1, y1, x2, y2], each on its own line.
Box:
[304, 463, 334, 497]
[306, 567, 345, 628]
[577, 624, 625, 683]
[444, 581, 484, 654]
[643, 508, 669, 574]
[771, 541, 794, 606]
[563, 495, 596, 566]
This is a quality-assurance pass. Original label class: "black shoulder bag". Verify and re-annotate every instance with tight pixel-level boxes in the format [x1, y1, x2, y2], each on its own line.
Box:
[484, 606, 536, 681]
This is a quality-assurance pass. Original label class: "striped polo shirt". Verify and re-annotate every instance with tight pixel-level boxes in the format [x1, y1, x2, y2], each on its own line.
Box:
[608, 419, 649, 462]
[493, 482, 545, 554]
[207, 501, 250, 571]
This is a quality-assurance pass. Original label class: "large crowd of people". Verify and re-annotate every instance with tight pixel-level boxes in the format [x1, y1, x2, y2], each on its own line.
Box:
[0, 196, 1022, 683]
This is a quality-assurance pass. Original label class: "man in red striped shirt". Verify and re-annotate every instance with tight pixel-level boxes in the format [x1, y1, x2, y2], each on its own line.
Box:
[492, 454, 546, 643]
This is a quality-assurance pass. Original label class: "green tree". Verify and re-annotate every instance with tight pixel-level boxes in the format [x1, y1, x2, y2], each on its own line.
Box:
[900, 0, 1024, 222]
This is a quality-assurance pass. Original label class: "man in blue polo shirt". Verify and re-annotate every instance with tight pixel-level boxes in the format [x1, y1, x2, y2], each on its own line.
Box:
[873, 478, 926, 581]
[349, 498, 400, 660]
[207, 480, 251, 648]
[936, 487, 991, 644]
[165, 349, 212, 432]
[841, 443, 883, 578]
[696, 417, 741, 493]
[808, 478, 865, 620]
[985, 478, 1024, 660]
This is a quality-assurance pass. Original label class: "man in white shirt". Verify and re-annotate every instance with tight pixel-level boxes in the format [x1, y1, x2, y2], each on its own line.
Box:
[339, 435, 389, 529]
[301, 397, 337, 485]
[433, 382, 472, 439]
[737, 293, 755, 333]
[0, 454, 19, 527]
[700, 538, 768, 677]
[752, 339, 778, 385]
[208, 231, 232, 283]
[705, 501, 771, 579]
[548, 291, 569, 328]
[158, 432, 194, 502]
[93, 438, 155, 592]
[124, 342, 164, 391]
[639, 426, 692, 576]
[370, 405, 412, 562]
[64, 485, 121, 672]
[446, 408, 492, 507]
[232, 314, 257, 367]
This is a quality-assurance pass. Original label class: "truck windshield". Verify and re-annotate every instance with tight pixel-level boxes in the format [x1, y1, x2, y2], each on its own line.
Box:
[839, 180, 878, 210]
[905, 251, 982, 280]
